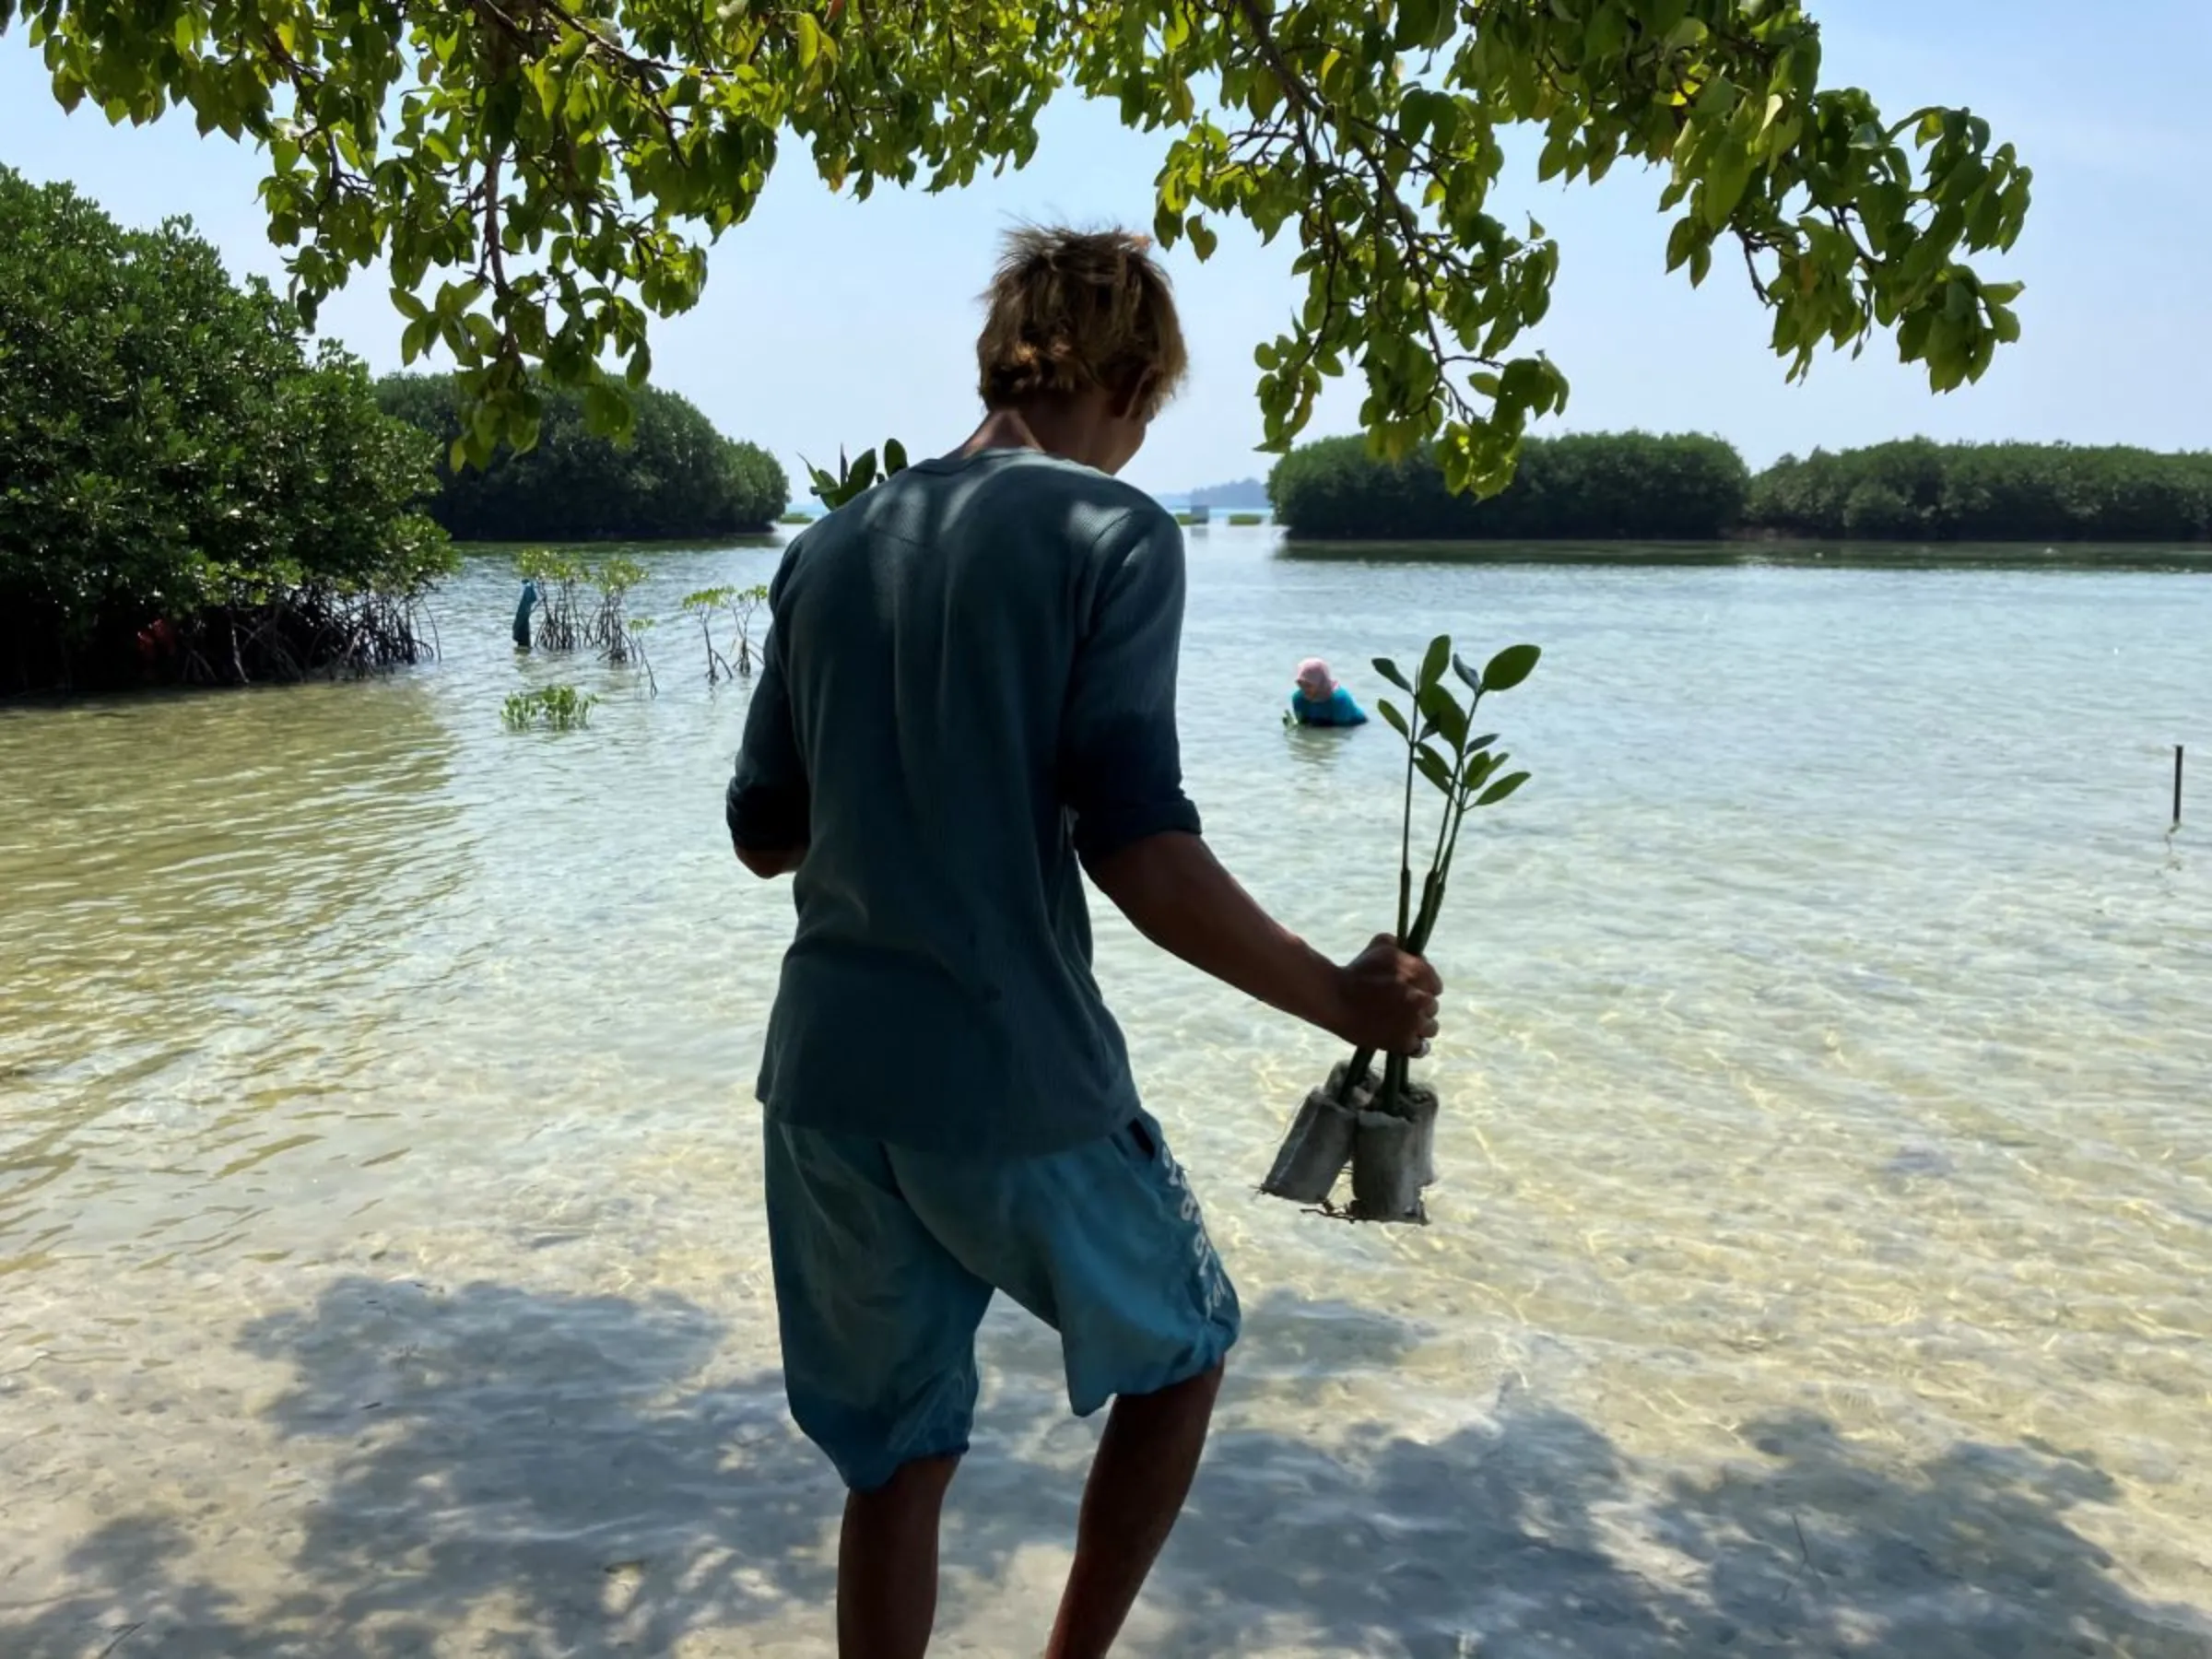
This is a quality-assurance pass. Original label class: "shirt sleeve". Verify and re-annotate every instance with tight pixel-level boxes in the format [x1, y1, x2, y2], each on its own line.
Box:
[1332, 687, 1369, 724]
[725, 571, 811, 851]
[1061, 510, 1204, 863]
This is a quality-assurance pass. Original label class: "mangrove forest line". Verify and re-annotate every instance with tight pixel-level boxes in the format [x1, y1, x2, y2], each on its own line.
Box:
[1, 161, 792, 694]
[1, 167, 453, 694]
[373, 375, 788, 543]
[1267, 434, 2212, 544]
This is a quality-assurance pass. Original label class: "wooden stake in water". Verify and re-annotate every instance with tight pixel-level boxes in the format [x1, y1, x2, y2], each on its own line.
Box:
[2176, 745, 2185, 828]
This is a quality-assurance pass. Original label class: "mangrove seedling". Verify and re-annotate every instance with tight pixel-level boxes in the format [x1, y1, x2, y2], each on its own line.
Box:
[583, 557, 645, 660]
[571, 556, 656, 694]
[806, 439, 908, 511]
[680, 585, 737, 683]
[727, 582, 768, 675]
[624, 615, 659, 697]
[501, 684, 598, 731]
[678, 582, 772, 684]
[516, 549, 585, 653]
[1261, 632, 1540, 1224]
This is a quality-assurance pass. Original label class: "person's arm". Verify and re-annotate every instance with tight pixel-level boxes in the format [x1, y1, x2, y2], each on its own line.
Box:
[1090, 834, 1337, 1025]
[1088, 833, 1437, 1052]
[725, 573, 810, 879]
[1333, 687, 1369, 725]
[1062, 514, 1437, 1053]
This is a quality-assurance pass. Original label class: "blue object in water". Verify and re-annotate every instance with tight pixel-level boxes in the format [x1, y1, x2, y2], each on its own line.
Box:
[1288, 686, 1368, 726]
[512, 580, 537, 650]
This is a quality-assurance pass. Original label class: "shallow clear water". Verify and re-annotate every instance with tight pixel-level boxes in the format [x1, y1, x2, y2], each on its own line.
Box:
[3, 530, 2209, 1657]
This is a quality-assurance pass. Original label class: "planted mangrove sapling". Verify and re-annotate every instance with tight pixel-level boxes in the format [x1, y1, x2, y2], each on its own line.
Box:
[726, 584, 768, 675]
[501, 684, 598, 731]
[516, 549, 584, 653]
[680, 586, 737, 683]
[679, 583, 772, 684]
[1261, 632, 1539, 1224]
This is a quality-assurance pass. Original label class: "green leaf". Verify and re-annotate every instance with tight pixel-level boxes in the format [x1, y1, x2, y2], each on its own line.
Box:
[1414, 744, 1454, 794]
[1377, 698, 1411, 740]
[1394, 0, 1446, 50]
[1480, 643, 1541, 691]
[883, 438, 909, 474]
[1451, 653, 1482, 693]
[1699, 142, 1751, 228]
[1476, 770, 1531, 806]
[1372, 656, 1411, 692]
[1415, 682, 1467, 750]
[1418, 634, 1451, 691]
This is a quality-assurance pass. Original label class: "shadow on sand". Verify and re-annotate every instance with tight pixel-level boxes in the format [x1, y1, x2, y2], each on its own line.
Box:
[6, 1277, 2206, 1657]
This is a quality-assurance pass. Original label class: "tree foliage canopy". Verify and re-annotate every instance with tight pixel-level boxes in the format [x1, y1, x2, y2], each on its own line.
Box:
[375, 373, 787, 540]
[9, 0, 2030, 489]
[0, 165, 450, 689]
[1271, 429, 1747, 538]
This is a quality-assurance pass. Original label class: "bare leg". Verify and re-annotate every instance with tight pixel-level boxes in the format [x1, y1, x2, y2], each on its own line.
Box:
[839, 1453, 961, 1659]
[1046, 1361, 1225, 1659]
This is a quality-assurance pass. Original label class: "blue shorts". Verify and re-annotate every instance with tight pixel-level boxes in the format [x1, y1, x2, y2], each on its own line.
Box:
[763, 1107, 1241, 1492]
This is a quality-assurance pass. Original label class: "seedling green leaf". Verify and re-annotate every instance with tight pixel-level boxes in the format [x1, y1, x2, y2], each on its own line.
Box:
[1418, 634, 1452, 692]
[1328, 634, 1544, 1121]
[1416, 683, 1467, 750]
[1414, 743, 1455, 794]
[1481, 642, 1542, 691]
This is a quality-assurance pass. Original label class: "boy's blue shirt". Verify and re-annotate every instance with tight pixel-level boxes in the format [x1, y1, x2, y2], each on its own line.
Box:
[726, 449, 1198, 1157]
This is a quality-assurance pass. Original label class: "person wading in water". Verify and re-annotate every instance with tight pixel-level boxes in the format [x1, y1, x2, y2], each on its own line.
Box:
[726, 225, 1441, 1659]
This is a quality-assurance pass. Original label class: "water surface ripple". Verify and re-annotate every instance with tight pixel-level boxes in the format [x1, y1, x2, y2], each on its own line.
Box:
[3, 533, 2207, 1656]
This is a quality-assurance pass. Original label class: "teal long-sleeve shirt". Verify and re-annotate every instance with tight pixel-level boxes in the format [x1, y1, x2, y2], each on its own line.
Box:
[1289, 686, 1367, 725]
[726, 449, 1200, 1157]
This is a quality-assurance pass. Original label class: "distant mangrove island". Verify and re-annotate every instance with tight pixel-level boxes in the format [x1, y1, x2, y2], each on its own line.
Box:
[1267, 434, 2212, 545]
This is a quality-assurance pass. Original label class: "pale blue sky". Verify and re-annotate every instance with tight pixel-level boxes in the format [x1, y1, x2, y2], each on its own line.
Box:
[4, 1, 2206, 495]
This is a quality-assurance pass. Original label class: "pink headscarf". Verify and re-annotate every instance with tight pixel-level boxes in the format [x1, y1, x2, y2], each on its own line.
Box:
[1295, 658, 1336, 699]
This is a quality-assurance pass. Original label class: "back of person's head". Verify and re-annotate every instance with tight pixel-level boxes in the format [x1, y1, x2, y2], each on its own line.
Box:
[977, 227, 1189, 420]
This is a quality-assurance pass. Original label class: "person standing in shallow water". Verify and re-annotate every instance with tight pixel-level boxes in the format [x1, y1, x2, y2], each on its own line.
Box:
[1288, 657, 1369, 726]
[725, 227, 1441, 1659]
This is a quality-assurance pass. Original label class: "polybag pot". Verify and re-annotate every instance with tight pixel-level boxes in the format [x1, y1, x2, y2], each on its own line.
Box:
[1258, 1062, 1367, 1202]
[1348, 1082, 1439, 1225]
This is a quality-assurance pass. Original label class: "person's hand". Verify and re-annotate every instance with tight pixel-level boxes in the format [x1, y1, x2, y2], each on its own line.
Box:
[1329, 935, 1442, 1054]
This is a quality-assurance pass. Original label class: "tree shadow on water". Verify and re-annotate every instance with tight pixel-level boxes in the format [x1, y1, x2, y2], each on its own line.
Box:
[1154, 1379, 2212, 1658]
[7, 1276, 853, 1657]
[5, 1279, 2208, 1658]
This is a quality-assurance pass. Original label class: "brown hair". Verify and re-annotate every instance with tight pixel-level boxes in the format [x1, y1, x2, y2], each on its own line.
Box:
[976, 226, 1189, 419]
